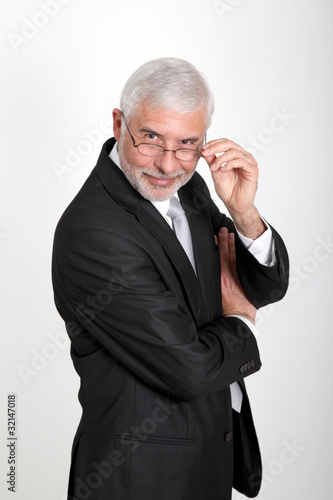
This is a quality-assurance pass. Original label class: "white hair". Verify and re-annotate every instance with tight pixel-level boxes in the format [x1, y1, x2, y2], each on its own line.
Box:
[120, 57, 215, 129]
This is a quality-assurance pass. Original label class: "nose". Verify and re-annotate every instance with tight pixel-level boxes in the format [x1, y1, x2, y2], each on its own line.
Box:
[153, 150, 180, 174]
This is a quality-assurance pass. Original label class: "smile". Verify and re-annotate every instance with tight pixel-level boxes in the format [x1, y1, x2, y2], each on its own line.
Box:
[144, 174, 178, 187]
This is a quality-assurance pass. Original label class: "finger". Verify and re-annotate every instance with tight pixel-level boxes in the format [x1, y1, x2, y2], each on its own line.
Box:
[202, 138, 230, 149]
[201, 140, 233, 164]
[212, 148, 256, 167]
[202, 139, 246, 158]
[202, 141, 256, 168]
[228, 232, 245, 292]
[212, 159, 258, 180]
[202, 153, 217, 168]
[228, 232, 237, 276]
[202, 138, 250, 155]
[211, 154, 256, 173]
[218, 227, 230, 273]
[207, 150, 257, 172]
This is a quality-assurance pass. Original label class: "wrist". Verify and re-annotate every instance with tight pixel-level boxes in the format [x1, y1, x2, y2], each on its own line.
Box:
[223, 309, 256, 326]
[229, 206, 266, 240]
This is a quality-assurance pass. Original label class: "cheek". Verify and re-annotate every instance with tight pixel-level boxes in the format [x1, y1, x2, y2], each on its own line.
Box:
[183, 163, 197, 176]
[122, 143, 153, 169]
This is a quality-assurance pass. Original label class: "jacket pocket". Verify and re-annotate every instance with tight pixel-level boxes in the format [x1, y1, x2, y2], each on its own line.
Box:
[115, 432, 196, 446]
[114, 432, 198, 500]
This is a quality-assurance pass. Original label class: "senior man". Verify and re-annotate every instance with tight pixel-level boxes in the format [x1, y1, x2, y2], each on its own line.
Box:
[52, 57, 289, 500]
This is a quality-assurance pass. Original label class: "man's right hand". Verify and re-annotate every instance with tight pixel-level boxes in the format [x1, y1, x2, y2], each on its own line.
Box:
[217, 227, 257, 325]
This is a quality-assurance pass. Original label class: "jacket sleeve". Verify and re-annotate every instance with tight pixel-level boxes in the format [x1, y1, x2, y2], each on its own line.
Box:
[197, 176, 290, 309]
[54, 227, 261, 402]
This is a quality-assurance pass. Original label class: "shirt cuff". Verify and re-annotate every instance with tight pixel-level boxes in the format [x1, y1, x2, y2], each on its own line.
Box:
[226, 315, 259, 413]
[235, 217, 276, 267]
[226, 315, 259, 338]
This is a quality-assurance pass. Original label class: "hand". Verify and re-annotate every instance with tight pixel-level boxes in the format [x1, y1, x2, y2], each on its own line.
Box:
[202, 138, 265, 239]
[201, 138, 258, 217]
[217, 227, 257, 325]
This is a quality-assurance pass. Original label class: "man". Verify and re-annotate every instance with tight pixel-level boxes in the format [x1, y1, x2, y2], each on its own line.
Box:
[52, 58, 289, 500]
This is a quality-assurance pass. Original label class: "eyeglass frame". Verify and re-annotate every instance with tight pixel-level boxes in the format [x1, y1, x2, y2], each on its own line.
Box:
[121, 113, 206, 162]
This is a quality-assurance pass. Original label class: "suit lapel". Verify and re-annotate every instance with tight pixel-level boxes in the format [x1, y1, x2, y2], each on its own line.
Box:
[179, 182, 221, 321]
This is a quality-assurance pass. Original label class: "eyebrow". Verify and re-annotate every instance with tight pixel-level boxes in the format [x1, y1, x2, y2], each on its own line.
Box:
[139, 127, 200, 143]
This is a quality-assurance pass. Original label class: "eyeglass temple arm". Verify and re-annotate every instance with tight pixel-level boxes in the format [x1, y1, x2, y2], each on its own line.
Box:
[121, 111, 136, 147]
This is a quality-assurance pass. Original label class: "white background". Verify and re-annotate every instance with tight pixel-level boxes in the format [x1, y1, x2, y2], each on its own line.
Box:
[1, 0, 332, 499]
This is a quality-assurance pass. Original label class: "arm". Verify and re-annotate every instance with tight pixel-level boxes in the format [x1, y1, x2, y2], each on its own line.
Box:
[199, 139, 289, 307]
[57, 228, 261, 402]
[218, 227, 256, 324]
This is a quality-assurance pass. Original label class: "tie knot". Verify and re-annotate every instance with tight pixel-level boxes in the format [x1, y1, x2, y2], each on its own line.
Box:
[167, 196, 185, 220]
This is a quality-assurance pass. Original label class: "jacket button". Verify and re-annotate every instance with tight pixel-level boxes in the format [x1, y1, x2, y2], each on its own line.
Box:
[225, 432, 232, 442]
[280, 257, 285, 274]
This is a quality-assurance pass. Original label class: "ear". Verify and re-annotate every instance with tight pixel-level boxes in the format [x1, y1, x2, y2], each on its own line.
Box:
[112, 108, 122, 141]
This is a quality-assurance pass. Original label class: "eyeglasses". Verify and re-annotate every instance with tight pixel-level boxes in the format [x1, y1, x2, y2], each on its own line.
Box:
[122, 114, 203, 162]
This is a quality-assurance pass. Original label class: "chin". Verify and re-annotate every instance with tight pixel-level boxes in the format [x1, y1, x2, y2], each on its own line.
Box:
[136, 184, 178, 202]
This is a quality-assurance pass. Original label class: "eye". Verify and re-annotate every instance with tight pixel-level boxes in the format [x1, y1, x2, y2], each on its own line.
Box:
[145, 133, 158, 140]
[181, 139, 194, 146]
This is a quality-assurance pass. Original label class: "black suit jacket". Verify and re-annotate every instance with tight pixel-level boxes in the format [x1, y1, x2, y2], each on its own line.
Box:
[52, 138, 289, 500]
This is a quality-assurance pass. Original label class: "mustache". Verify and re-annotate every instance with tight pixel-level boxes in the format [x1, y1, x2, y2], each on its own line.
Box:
[141, 168, 186, 179]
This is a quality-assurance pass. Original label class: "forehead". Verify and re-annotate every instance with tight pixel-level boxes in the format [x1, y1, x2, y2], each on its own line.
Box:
[130, 102, 207, 139]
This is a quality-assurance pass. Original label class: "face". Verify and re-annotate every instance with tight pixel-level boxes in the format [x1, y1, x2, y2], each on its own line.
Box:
[113, 103, 207, 201]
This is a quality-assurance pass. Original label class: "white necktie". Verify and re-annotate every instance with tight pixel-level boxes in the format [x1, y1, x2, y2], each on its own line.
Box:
[167, 196, 242, 412]
[166, 197, 196, 273]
